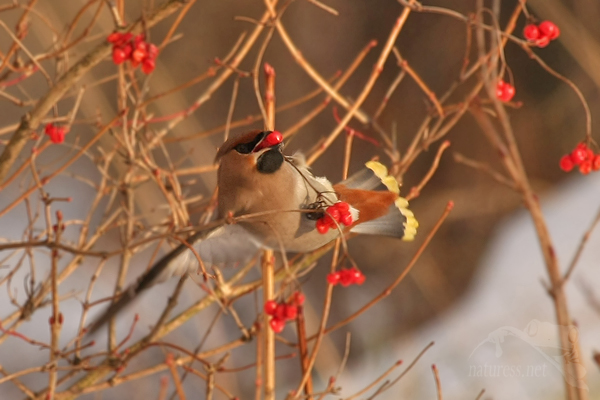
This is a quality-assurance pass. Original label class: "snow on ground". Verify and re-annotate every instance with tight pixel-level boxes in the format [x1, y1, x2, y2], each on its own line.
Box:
[342, 173, 600, 399]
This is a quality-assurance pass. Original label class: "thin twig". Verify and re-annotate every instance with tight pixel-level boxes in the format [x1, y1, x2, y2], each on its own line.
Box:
[432, 364, 443, 400]
[562, 203, 600, 283]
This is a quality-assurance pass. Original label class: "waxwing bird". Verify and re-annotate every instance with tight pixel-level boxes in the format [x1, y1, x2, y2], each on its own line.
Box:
[88, 130, 418, 333]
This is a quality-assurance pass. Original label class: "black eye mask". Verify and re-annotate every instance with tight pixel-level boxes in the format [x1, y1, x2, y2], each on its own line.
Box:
[256, 147, 284, 174]
[234, 131, 267, 154]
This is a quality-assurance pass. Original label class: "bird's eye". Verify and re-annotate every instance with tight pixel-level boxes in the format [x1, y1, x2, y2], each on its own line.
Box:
[234, 142, 255, 154]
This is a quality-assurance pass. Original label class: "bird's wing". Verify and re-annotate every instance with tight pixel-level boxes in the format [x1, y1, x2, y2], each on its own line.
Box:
[87, 224, 262, 334]
[156, 223, 263, 281]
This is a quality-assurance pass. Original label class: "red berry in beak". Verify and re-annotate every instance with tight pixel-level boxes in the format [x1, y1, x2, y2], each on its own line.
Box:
[254, 131, 283, 151]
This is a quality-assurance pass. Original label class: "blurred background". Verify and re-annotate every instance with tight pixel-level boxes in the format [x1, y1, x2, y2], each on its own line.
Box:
[0, 0, 599, 398]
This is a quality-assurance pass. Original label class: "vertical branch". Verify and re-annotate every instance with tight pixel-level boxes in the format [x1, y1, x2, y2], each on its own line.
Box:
[254, 323, 263, 400]
[262, 62, 277, 400]
[472, 2, 587, 397]
[48, 210, 63, 400]
[293, 240, 340, 397]
[296, 301, 313, 399]
[264, 63, 276, 131]
[261, 251, 275, 400]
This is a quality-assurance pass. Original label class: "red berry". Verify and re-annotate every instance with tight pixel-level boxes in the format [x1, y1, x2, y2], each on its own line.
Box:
[132, 48, 146, 63]
[264, 300, 278, 316]
[107, 32, 122, 44]
[579, 160, 592, 175]
[112, 48, 127, 64]
[51, 130, 66, 144]
[351, 268, 366, 285]
[336, 202, 350, 212]
[496, 80, 515, 102]
[284, 305, 298, 320]
[593, 155, 600, 171]
[253, 131, 283, 151]
[44, 123, 55, 135]
[327, 272, 340, 285]
[340, 212, 353, 226]
[274, 304, 286, 321]
[535, 36, 550, 48]
[292, 291, 305, 306]
[316, 218, 329, 234]
[269, 318, 285, 333]
[134, 34, 145, 45]
[523, 24, 540, 41]
[355, 273, 365, 285]
[538, 21, 560, 40]
[339, 270, 353, 287]
[147, 44, 159, 58]
[586, 148, 594, 161]
[496, 81, 505, 97]
[328, 207, 341, 223]
[122, 43, 133, 58]
[142, 58, 156, 74]
[570, 147, 587, 165]
[135, 41, 148, 52]
[497, 82, 515, 102]
[265, 131, 283, 146]
[559, 155, 574, 172]
[44, 124, 66, 144]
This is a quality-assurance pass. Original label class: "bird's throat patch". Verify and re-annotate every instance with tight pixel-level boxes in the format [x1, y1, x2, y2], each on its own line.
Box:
[256, 148, 284, 174]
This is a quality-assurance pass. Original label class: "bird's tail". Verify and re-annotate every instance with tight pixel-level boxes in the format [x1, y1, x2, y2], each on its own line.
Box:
[334, 161, 418, 241]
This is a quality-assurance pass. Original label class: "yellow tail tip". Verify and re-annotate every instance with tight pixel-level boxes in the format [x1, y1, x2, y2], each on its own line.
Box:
[366, 161, 418, 241]
[365, 161, 400, 194]
[395, 197, 418, 241]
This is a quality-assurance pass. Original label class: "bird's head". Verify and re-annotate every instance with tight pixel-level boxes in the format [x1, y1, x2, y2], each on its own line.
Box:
[215, 130, 284, 174]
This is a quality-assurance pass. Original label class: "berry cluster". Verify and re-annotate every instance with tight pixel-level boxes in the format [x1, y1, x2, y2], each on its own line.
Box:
[254, 131, 283, 151]
[496, 80, 516, 102]
[264, 291, 305, 333]
[559, 143, 600, 175]
[107, 32, 158, 74]
[44, 123, 67, 144]
[316, 202, 353, 234]
[326, 267, 366, 287]
[523, 21, 560, 48]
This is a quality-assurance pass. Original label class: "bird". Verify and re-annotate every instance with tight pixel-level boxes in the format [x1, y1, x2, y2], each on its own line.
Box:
[88, 129, 418, 333]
